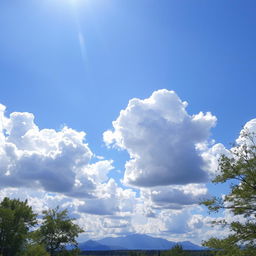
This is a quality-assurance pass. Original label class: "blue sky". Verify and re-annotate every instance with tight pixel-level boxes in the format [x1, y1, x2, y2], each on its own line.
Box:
[0, 0, 255, 244]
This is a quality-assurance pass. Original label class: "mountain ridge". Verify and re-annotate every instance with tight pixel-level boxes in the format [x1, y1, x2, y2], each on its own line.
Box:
[79, 234, 206, 251]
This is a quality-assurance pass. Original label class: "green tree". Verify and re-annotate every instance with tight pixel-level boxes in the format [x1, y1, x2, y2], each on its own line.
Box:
[162, 244, 186, 256]
[38, 207, 83, 256]
[21, 243, 50, 256]
[0, 197, 37, 256]
[202, 131, 256, 255]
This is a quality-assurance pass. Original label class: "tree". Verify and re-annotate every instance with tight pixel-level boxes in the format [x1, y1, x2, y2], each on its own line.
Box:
[202, 130, 256, 255]
[162, 244, 186, 256]
[0, 197, 37, 256]
[21, 243, 50, 256]
[38, 207, 83, 256]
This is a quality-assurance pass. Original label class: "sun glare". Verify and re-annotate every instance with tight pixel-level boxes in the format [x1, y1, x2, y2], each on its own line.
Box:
[69, 0, 79, 6]
[69, 0, 90, 7]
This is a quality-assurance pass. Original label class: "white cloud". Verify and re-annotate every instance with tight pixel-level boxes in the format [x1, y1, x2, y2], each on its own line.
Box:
[0, 104, 139, 220]
[236, 118, 256, 146]
[0, 105, 116, 204]
[79, 198, 119, 215]
[104, 89, 217, 187]
[82, 160, 114, 183]
[188, 214, 204, 229]
[78, 178, 137, 215]
[1, 100, 254, 244]
[147, 184, 209, 210]
[201, 143, 231, 177]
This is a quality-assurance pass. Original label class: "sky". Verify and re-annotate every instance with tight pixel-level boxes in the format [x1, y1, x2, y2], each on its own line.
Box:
[0, 0, 256, 245]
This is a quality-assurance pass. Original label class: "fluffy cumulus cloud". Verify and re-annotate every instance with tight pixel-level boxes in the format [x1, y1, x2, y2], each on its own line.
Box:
[104, 89, 217, 187]
[0, 104, 138, 218]
[143, 184, 209, 210]
[200, 143, 231, 177]
[1, 96, 255, 244]
[100, 89, 256, 244]
[0, 102, 143, 227]
[0, 104, 94, 194]
[236, 118, 256, 147]
[78, 178, 136, 215]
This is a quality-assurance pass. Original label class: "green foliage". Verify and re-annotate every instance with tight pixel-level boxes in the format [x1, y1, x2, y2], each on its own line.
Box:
[202, 131, 256, 255]
[161, 244, 186, 256]
[202, 237, 252, 256]
[0, 198, 83, 256]
[38, 206, 83, 256]
[55, 248, 80, 256]
[21, 243, 50, 256]
[128, 252, 147, 256]
[0, 197, 37, 256]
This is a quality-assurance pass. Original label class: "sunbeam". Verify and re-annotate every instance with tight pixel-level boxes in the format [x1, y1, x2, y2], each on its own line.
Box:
[70, 0, 88, 69]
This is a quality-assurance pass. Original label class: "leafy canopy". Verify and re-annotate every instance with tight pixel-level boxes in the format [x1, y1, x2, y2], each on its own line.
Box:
[38, 206, 83, 256]
[21, 243, 50, 256]
[0, 197, 37, 256]
[202, 130, 256, 255]
[161, 244, 186, 256]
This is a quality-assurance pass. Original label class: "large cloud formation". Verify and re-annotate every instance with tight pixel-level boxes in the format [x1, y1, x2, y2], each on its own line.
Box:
[146, 184, 208, 210]
[0, 104, 138, 218]
[104, 89, 217, 187]
[0, 104, 107, 199]
[1, 96, 254, 244]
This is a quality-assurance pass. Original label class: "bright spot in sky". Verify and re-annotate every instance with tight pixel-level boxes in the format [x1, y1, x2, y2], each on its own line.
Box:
[69, 0, 79, 6]
[68, 0, 89, 6]
[70, 0, 88, 67]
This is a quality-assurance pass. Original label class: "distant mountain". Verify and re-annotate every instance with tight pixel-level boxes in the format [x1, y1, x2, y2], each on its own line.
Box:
[79, 240, 110, 251]
[176, 240, 205, 250]
[98, 234, 176, 250]
[79, 234, 206, 251]
[79, 239, 126, 251]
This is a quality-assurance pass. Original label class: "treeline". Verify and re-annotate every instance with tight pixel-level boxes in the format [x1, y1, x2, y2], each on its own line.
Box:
[0, 197, 83, 256]
[81, 247, 212, 256]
